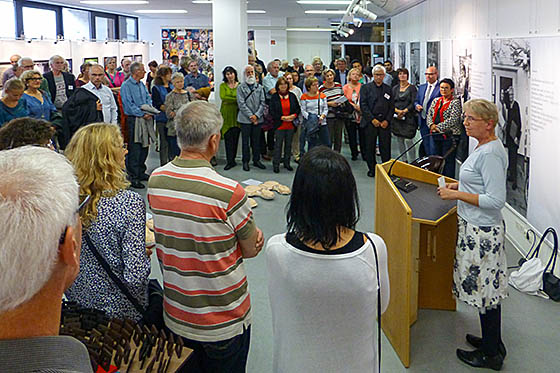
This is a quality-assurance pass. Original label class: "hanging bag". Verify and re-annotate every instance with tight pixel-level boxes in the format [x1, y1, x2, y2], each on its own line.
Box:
[541, 228, 560, 301]
[83, 233, 165, 328]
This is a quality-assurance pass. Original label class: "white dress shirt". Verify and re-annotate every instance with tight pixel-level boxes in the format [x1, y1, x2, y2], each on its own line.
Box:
[83, 82, 118, 124]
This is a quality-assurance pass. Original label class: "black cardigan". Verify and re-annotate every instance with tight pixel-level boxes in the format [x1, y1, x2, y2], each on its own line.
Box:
[43, 71, 76, 104]
[269, 91, 301, 129]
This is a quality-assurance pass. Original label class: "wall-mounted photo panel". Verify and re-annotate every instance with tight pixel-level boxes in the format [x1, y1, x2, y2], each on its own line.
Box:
[410, 42, 420, 86]
[134, 55, 142, 63]
[491, 38, 531, 216]
[398, 42, 406, 69]
[427, 41, 440, 69]
[83, 57, 98, 64]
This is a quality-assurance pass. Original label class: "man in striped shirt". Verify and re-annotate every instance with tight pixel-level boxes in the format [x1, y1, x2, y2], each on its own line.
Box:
[148, 101, 264, 372]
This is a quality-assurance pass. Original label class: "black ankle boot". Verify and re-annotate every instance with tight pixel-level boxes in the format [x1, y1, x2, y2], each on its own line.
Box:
[457, 349, 503, 371]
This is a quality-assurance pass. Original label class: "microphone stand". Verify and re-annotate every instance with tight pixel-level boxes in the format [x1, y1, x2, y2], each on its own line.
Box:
[388, 130, 452, 193]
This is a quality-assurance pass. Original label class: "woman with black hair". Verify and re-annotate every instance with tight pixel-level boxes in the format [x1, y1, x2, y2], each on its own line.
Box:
[266, 146, 390, 373]
[427, 77, 462, 177]
[220, 66, 240, 170]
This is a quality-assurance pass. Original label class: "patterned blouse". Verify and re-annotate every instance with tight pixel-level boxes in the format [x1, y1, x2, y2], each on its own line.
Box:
[65, 189, 150, 321]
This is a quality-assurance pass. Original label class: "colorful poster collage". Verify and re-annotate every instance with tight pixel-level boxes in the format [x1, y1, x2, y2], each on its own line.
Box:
[161, 28, 214, 83]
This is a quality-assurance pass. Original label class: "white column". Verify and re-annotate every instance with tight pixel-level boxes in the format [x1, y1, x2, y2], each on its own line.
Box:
[213, 0, 247, 107]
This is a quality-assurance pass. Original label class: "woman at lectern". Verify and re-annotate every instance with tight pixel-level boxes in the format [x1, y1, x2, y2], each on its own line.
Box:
[266, 147, 390, 373]
[437, 99, 508, 371]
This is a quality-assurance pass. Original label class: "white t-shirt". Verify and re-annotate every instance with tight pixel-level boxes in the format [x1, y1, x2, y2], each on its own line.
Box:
[266, 232, 390, 373]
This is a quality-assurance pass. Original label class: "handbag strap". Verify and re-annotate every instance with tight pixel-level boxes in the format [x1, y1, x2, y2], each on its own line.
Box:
[364, 233, 382, 373]
[542, 228, 559, 273]
[83, 233, 147, 316]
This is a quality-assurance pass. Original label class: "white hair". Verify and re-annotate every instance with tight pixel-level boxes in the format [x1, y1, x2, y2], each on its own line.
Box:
[49, 55, 64, 67]
[243, 65, 254, 81]
[0, 146, 79, 312]
[176, 101, 223, 152]
[18, 57, 33, 67]
[373, 65, 386, 75]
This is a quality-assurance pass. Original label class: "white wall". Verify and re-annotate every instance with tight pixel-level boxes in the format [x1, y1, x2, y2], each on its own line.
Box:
[287, 18, 331, 67]
[0, 39, 148, 77]
[391, 0, 560, 275]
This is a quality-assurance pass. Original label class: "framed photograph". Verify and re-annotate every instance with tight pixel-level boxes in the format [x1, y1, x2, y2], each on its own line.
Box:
[35, 60, 51, 74]
[124, 55, 133, 61]
[134, 55, 143, 63]
[83, 57, 98, 65]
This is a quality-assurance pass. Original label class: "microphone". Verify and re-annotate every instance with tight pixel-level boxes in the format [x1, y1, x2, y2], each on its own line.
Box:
[388, 129, 453, 193]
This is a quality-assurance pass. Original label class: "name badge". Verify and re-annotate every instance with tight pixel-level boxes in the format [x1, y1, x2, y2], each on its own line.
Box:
[384, 93, 390, 100]
[69, 86, 74, 90]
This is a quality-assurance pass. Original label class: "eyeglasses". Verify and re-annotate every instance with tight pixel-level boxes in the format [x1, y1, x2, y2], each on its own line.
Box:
[27, 77, 42, 81]
[59, 194, 91, 244]
[464, 115, 485, 123]
[425, 73, 436, 76]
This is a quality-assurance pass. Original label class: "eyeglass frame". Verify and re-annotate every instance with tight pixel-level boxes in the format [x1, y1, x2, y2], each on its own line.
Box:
[58, 194, 90, 244]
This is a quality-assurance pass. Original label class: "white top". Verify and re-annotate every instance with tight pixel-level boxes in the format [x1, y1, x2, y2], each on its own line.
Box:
[458, 139, 508, 226]
[266, 232, 390, 373]
[83, 82, 118, 124]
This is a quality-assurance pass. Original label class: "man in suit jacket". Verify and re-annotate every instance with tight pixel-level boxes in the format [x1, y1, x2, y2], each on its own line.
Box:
[360, 65, 394, 177]
[43, 55, 76, 110]
[415, 66, 441, 156]
[334, 58, 349, 85]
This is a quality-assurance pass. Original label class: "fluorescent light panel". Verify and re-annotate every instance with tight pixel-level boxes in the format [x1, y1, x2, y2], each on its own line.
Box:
[81, 0, 148, 4]
[297, 1, 369, 4]
[135, 10, 188, 13]
[305, 10, 347, 14]
[247, 10, 266, 14]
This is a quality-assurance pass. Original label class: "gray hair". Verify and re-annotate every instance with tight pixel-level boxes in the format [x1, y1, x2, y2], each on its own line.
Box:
[89, 64, 104, 73]
[0, 146, 79, 312]
[20, 70, 41, 86]
[336, 57, 346, 63]
[4, 78, 25, 92]
[49, 55, 64, 67]
[130, 61, 143, 75]
[171, 72, 185, 82]
[176, 101, 223, 152]
[267, 60, 279, 71]
[18, 57, 33, 67]
[243, 65, 255, 81]
[373, 65, 386, 75]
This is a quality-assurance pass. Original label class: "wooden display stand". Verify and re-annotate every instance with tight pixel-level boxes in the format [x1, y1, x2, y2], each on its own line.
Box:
[375, 160, 458, 368]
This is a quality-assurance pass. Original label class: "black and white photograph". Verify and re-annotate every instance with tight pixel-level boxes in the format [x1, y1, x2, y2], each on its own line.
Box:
[452, 41, 472, 105]
[491, 38, 531, 216]
[410, 42, 420, 86]
[427, 41, 440, 69]
[398, 42, 406, 68]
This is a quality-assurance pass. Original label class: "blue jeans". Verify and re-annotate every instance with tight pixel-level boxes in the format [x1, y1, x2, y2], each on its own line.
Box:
[179, 326, 251, 373]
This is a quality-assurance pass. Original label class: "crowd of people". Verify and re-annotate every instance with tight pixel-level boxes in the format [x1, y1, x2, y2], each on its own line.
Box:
[0, 49, 510, 372]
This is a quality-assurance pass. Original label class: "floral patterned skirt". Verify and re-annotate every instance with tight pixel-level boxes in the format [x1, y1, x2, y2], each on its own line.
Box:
[453, 216, 509, 310]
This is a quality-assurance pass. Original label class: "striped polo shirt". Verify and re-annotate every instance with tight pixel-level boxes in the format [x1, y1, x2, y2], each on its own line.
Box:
[147, 157, 256, 342]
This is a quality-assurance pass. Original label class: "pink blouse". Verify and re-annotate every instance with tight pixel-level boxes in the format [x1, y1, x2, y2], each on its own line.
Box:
[105, 71, 125, 88]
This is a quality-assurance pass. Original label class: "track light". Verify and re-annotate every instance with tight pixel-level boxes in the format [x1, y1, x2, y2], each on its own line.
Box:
[352, 5, 377, 21]
[337, 29, 349, 37]
[353, 18, 363, 27]
[340, 26, 354, 35]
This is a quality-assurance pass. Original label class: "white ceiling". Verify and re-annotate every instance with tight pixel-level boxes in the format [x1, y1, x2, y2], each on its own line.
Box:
[50, 0, 419, 20]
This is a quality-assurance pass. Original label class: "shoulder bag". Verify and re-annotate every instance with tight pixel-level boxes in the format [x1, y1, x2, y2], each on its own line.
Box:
[83, 233, 165, 328]
[303, 96, 321, 137]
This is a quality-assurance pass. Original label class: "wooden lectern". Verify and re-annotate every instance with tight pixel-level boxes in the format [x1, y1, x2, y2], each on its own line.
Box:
[375, 160, 458, 368]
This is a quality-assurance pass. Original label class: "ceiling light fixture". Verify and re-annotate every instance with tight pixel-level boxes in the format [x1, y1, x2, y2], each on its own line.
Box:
[81, 1, 148, 4]
[297, 1, 369, 4]
[286, 28, 335, 32]
[305, 10, 347, 14]
[134, 10, 188, 13]
[192, 0, 212, 3]
[352, 4, 377, 20]
[247, 10, 266, 14]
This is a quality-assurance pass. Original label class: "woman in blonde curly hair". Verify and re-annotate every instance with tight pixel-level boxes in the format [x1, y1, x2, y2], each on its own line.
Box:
[64, 123, 151, 321]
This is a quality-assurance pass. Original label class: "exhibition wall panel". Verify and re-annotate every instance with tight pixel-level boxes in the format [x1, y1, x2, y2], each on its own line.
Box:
[0, 39, 148, 78]
[391, 0, 560, 275]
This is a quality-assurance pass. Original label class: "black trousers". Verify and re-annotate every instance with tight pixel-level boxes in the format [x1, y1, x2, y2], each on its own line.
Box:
[224, 127, 241, 165]
[241, 123, 262, 163]
[506, 143, 519, 184]
[363, 124, 391, 171]
[126, 116, 149, 182]
[359, 126, 367, 160]
[479, 305, 502, 357]
[345, 120, 359, 158]
[433, 134, 460, 178]
[260, 128, 275, 155]
[273, 128, 294, 166]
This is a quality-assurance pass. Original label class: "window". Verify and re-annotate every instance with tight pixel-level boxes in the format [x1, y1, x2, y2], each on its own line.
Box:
[119, 16, 137, 41]
[95, 16, 115, 40]
[0, 0, 15, 38]
[63, 8, 90, 40]
[22, 6, 56, 39]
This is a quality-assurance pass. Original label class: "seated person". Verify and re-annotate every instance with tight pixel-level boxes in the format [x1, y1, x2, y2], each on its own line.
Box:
[0, 117, 55, 150]
[64, 123, 150, 322]
[0, 146, 92, 372]
[266, 146, 390, 373]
